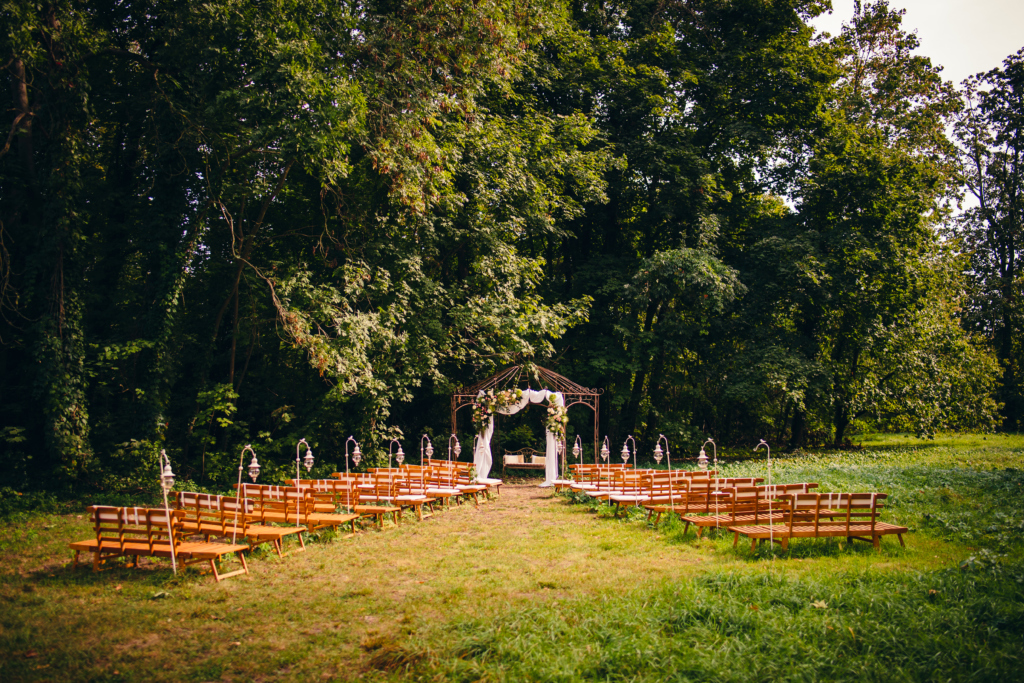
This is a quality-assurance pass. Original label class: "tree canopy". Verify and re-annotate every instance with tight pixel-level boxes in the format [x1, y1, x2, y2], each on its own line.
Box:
[0, 0, 1015, 492]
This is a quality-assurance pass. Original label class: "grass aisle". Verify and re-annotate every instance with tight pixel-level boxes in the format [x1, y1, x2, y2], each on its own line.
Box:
[1, 436, 1023, 681]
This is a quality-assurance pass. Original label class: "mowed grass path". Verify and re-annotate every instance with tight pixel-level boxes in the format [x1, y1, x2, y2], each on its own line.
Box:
[2, 437, 1024, 681]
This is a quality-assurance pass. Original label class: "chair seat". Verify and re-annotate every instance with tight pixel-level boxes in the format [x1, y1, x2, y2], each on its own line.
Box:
[426, 488, 461, 496]
[609, 494, 650, 504]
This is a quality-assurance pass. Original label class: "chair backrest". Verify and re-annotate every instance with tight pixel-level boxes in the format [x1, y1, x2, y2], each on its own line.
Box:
[88, 505, 184, 552]
[175, 492, 252, 536]
[505, 448, 542, 461]
[759, 482, 818, 496]
[786, 492, 885, 527]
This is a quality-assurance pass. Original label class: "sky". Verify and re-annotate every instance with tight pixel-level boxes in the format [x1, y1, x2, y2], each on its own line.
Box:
[809, 0, 1024, 85]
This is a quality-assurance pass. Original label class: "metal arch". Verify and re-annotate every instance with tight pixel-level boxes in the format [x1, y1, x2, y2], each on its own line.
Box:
[450, 364, 604, 463]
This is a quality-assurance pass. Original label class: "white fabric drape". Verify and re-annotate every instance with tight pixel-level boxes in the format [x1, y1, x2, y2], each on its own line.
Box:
[473, 388, 564, 487]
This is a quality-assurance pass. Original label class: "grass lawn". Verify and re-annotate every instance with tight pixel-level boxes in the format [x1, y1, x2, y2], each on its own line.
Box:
[1, 435, 1023, 682]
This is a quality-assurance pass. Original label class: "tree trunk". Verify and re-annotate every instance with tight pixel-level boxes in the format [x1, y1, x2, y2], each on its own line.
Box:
[789, 407, 807, 450]
[833, 403, 850, 448]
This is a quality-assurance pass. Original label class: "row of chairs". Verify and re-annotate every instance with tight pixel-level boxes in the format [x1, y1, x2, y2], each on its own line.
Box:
[562, 464, 909, 552]
[69, 461, 501, 581]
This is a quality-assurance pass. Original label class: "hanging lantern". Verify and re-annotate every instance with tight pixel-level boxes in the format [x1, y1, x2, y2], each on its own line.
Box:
[304, 447, 314, 472]
[352, 443, 362, 467]
[160, 461, 175, 493]
[620, 444, 630, 464]
[600, 442, 610, 462]
[248, 454, 261, 482]
[698, 447, 708, 471]
[396, 446, 405, 465]
[653, 443, 664, 464]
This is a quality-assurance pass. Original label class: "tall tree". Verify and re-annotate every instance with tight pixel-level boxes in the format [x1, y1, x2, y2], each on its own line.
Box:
[955, 47, 1024, 430]
[737, 1, 995, 447]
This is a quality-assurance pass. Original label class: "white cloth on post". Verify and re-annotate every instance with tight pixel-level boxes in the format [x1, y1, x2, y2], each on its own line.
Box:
[473, 388, 564, 487]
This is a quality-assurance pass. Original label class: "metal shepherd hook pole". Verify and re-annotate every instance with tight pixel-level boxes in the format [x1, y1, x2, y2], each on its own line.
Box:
[448, 433, 461, 463]
[233, 444, 260, 544]
[345, 436, 361, 512]
[702, 438, 719, 528]
[420, 434, 434, 465]
[754, 439, 772, 552]
[296, 438, 314, 525]
[654, 434, 673, 510]
[621, 435, 636, 467]
[158, 449, 178, 575]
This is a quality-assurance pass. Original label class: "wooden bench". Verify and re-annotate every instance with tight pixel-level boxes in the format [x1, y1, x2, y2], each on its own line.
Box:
[502, 448, 546, 473]
[428, 468, 486, 507]
[361, 471, 431, 523]
[176, 492, 306, 557]
[237, 484, 360, 533]
[729, 492, 909, 552]
[69, 506, 249, 581]
[642, 477, 764, 525]
[411, 467, 462, 508]
[327, 475, 406, 526]
[679, 483, 819, 537]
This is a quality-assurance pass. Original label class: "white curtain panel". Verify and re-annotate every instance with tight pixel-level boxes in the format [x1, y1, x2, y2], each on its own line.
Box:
[473, 388, 564, 486]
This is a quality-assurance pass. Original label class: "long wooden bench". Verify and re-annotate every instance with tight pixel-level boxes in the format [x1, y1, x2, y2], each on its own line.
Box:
[429, 468, 487, 507]
[237, 484, 360, 533]
[69, 506, 249, 581]
[729, 492, 909, 552]
[680, 483, 819, 537]
[643, 477, 764, 525]
[360, 471, 430, 522]
[403, 466, 462, 508]
[321, 476, 403, 528]
[176, 492, 306, 557]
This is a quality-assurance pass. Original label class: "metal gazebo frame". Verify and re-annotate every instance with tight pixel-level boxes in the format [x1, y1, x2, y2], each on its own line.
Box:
[450, 365, 603, 463]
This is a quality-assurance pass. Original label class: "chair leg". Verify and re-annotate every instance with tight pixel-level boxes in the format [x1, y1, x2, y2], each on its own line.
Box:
[897, 534, 905, 547]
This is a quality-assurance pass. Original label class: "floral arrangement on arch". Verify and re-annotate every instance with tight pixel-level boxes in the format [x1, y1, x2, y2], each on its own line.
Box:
[545, 401, 568, 435]
[472, 388, 523, 433]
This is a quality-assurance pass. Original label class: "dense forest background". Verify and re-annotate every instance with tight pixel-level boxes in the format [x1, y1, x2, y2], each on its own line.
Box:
[1, 0, 1021, 493]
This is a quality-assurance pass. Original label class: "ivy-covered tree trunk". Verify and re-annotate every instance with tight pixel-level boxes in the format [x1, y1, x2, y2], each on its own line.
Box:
[6, 19, 96, 482]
